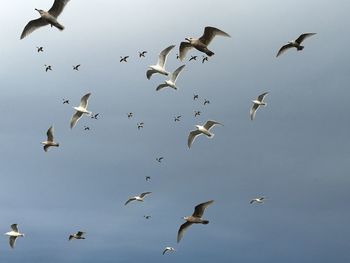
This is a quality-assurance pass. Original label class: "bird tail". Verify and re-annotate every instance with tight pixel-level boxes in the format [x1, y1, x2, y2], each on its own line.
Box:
[297, 45, 304, 51]
[53, 22, 64, 31]
[202, 220, 209, 224]
[206, 50, 214, 56]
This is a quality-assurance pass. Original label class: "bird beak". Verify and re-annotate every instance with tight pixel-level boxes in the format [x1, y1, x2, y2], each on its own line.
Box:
[35, 8, 39, 12]
[185, 38, 190, 42]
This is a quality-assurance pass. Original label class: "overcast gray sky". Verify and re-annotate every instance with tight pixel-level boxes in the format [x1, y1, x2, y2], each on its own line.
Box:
[0, 0, 350, 262]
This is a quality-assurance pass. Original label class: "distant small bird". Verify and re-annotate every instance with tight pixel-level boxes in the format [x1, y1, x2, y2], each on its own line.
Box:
[146, 45, 175, 79]
[91, 113, 99, 120]
[202, 56, 208, 63]
[188, 120, 223, 148]
[163, 247, 175, 255]
[84, 126, 90, 131]
[156, 157, 164, 163]
[139, 51, 147, 58]
[176, 53, 180, 60]
[124, 192, 152, 206]
[204, 99, 210, 105]
[45, 64, 52, 72]
[179, 26, 230, 61]
[42, 126, 59, 152]
[177, 200, 214, 243]
[194, 111, 201, 117]
[276, 33, 316, 57]
[250, 197, 265, 204]
[120, 56, 129, 63]
[36, 46, 44, 52]
[5, 224, 24, 249]
[127, 112, 133, 119]
[69, 231, 85, 241]
[63, 99, 69, 104]
[21, 0, 71, 39]
[137, 122, 144, 130]
[145, 176, 151, 181]
[156, 65, 186, 91]
[193, 94, 199, 100]
[73, 64, 81, 71]
[144, 215, 151, 219]
[189, 55, 197, 61]
[174, 116, 181, 122]
[70, 93, 92, 129]
[250, 92, 268, 121]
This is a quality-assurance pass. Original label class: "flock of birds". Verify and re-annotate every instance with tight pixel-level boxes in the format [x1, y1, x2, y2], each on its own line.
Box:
[7, 0, 318, 256]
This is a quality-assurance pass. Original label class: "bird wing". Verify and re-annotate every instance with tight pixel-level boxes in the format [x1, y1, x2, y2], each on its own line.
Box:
[177, 221, 193, 243]
[162, 248, 169, 255]
[68, 235, 74, 241]
[250, 199, 255, 204]
[43, 145, 50, 152]
[79, 93, 91, 109]
[295, 33, 316, 44]
[199, 26, 231, 46]
[156, 83, 169, 91]
[157, 45, 175, 68]
[20, 18, 49, 39]
[49, 0, 70, 17]
[9, 236, 17, 249]
[188, 130, 202, 148]
[250, 103, 259, 121]
[124, 197, 136, 206]
[179, 42, 193, 61]
[146, 69, 157, 80]
[140, 192, 152, 198]
[11, 224, 19, 232]
[276, 43, 294, 57]
[257, 93, 268, 103]
[193, 200, 214, 217]
[203, 120, 222, 131]
[70, 111, 83, 129]
[76, 231, 84, 237]
[170, 65, 186, 82]
[47, 126, 54, 142]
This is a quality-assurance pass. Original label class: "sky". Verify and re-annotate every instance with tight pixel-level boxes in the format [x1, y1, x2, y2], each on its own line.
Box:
[0, 0, 350, 262]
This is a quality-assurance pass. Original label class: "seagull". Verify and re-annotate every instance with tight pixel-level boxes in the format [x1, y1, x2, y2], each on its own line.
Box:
[188, 120, 223, 148]
[69, 231, 85, 241]
[70, 93, 92, 129]
[250, 197, 265, 204]
[250, 92, 268, 121]
[124, 192, 152, 206]
[146, 45, 175, 79]
[139, 51, 147, 58]
[204, 99, 210, 105]
[145, 176, 151, 181]
[193, 94, 199, 100]
[174, 115, 181, 122]
[5, 224, 24, 249]
[84, 126, 90, 131]
[177, 200, 214, 243]
[276, 33, 316, 57]
[45, 65, 52, 72]
[202, 56, 209, 63]
[176, 53, 180, 60]
[137, 122, 144, 130]
[156, 65, 185, 91]
[156, 157, 164, 163]
[163, 247, 175, 255]
[91, 113, 99, 120]
[73, 64, 81, 71]
[63, 99, 69, 104]
[42, 126, 59, 152]
[179, 26, 230, 61]
[189, 55, 197, 61]
[120, 56, 129, 63]
[20, 0, 70, 39]
[36, 46, 44, 52]
[194, 111, 201, 117]
[144, 215, 151, 219]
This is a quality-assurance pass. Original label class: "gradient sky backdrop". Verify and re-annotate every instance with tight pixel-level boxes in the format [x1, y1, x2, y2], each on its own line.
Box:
[1, 0, 350, 262]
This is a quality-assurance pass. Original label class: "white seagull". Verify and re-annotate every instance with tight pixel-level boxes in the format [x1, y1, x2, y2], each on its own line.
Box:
[163, 247, 176, 255]
[276, 33, 316, 57]
[179, 26, 230, 61]
[70, 93, 92, 129]
[146, 45, 175, 80]
[21, 0, 70, 39]
[156, 65, 185, 91]
[5, 224, 24, 249]
[124, 192, 152, 206]
[250, 197, 265, 204]
[188, 120, 223, 148]
[250, 92, 268, 121]
[42, 126, 59, 152]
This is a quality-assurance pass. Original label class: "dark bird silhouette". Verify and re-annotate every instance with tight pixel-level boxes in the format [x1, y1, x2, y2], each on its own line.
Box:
[91, 113, 99, 120]
[73, 64, 81, 71]
[156, 157, 164, 163]
[144, 215, 151, 219]
[189, 55, 197, 61]
[202, 56, 208, 63]
[69, 231, 85, 241]
[62, 99, 69, 104]
[120, 56, 129, 63]
[194, 111, 201, 117]
[276, 33, 316, 57]
[84, 126, 90, 131]
[44, 65, 52, 72]
[137, 122, 144, 129]
[36, 46, 44, 52]
[127, 112, 133, 119]
[193, 94, 199, 100]
[204, 99, 210, 105]
[174, 116, 181, 122]
[139, 51, 147, 58]
[145, 176, 151, 181]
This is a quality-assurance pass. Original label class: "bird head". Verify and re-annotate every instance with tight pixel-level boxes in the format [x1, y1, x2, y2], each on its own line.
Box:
[35, 9, 44, 15]
[185, 37, 193, 42]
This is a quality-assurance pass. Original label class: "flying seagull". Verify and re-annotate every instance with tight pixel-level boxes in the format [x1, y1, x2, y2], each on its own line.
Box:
[84, 126, 90, 131]
[174, 115, 181, 122]
[194, 111, 201, 117]
[63, 99, 69, 104]
[163, 247, 175, 255]
[250, 92, 268, 121]
[45, 65, 52, 72]
[144, 215, 151, 219]
[139, 51, 147, 58]
[250, 197, 265, 204]
[70, 93, 92, 129]
[177, 200, 214, 243]
[69, 231, 85, 241]
[179, 26, 230, 61]
[189, 55, 197, 61]
[120, 56, 129, 63]
[91, 113, 99, 120]
[202, 56, 209, 63]
[124, 192, 152, 206]
[20, 0, 70, 39]
[146, 45, 175, 79]
[127, 112, 133, 119]
[156, 157, 164, 163]
[42, 126, 59, 152]
[73, 64, 81, 71]
[36, 46, 44, 52]
[145, 176, 151, 181]
[188, 120, 223, 148]
[5, 224, 24, 249]
[193, 94, 199, 100]
[137, 122, 144, 130]
[276, 33, 316, 57]
[156, 65, 185, 91]
[204, 99, 210, 105]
